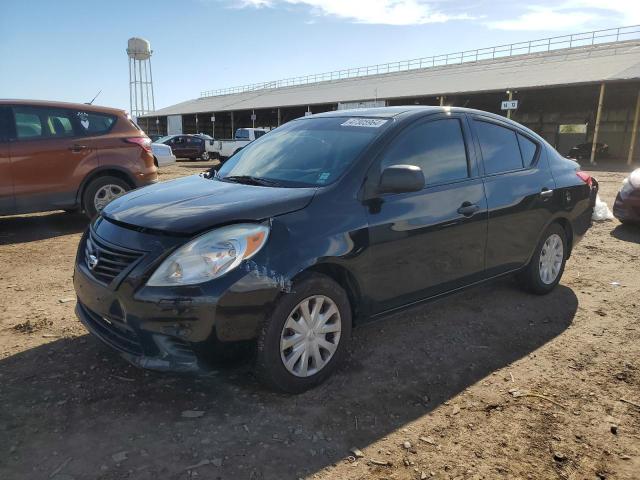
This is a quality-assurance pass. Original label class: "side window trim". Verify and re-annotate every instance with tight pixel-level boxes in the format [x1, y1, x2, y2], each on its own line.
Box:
[470, 116, 541, 177]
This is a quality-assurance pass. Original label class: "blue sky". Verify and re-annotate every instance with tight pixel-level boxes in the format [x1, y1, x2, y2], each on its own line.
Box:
[1, 0, 638, 111]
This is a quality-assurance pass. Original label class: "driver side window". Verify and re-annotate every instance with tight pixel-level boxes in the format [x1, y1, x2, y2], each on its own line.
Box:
[381, 118, 470, 186]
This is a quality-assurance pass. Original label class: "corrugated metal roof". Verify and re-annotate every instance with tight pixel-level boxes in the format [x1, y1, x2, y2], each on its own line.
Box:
[144, 40, 640, 117]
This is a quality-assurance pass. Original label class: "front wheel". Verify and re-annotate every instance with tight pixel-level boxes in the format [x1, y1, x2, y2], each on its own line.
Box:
[201, 151, 210, 161]
[255, 273, 352, 393]
[82, 176, 130, 219]
[516, 223, 567, 295]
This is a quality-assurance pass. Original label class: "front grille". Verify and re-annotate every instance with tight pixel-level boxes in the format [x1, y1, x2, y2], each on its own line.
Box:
[78, 302, 143, 356]
[85, 230, 143, 285]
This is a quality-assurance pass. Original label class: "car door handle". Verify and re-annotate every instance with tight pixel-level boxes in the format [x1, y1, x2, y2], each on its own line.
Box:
[69, 144, 87, 152]
[457, 202, 480, 217]
[540, 188, 554, 198]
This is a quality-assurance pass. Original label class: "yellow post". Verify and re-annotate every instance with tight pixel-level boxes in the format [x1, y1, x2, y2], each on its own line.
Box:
[627, 88, 640, 166]
[590, 82, 606, 165]
[507, 90, 513, 120]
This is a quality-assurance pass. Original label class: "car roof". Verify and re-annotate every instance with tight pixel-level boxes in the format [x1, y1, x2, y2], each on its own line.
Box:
[0, 99, 126, 115]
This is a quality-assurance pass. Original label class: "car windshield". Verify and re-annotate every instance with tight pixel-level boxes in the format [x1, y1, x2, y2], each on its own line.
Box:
[217, 117, 388, 187]
[155, 135, 173, 144]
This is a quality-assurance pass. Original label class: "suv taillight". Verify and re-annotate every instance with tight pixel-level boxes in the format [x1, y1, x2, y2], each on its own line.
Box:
[576, 170, 593, 188]
[125, 137, 152, 153]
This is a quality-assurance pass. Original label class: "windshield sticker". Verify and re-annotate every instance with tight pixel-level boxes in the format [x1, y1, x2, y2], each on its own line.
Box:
[341, 118, 388, 128]
[318, 172, 330, 183]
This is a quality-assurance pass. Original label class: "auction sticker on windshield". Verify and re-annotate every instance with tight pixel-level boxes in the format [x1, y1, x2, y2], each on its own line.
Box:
[341, 118, 388, 128]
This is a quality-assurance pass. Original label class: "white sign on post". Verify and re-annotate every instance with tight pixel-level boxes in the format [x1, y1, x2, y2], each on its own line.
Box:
[210, 115, 215, 122]
[250, 113, 257, 121]
[501, 100, 519, 111]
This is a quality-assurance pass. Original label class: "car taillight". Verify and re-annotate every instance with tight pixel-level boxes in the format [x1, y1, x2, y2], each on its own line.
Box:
[576, 170, 593, 188]
[125, 137, 152, 153]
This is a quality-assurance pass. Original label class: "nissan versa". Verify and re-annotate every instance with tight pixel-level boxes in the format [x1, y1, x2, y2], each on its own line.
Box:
[73, 107, 598, 393]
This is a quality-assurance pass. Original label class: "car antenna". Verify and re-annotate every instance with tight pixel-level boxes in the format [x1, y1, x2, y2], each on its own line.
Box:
[86, 90, 102, 105]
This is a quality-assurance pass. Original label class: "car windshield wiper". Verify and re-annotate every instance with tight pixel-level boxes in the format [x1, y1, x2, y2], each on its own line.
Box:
[222, 175, 280, 187]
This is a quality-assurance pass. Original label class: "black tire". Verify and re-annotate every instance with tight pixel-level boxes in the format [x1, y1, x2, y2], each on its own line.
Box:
[516, 223, 568, 295]
[255, 273, 352, 394]
[201, 151, 210, 161]
[82, 176, 131, 219]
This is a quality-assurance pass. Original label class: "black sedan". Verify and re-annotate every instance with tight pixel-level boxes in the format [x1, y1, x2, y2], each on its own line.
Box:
[73, 107, 598, 393]
[567, 142, 609, 161]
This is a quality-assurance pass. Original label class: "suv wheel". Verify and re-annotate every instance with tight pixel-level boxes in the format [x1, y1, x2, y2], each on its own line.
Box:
[83, 176, 130, 218]
[201, 151, 210, 161]
[255, 273, 352, 393]
[517, 223, 567, 295]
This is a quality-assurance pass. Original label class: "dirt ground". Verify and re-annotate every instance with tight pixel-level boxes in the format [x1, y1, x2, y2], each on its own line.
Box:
[1, 161, 638, 480]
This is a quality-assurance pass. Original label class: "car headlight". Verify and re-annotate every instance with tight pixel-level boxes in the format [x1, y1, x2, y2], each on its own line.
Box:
[147, 223, 270, 286]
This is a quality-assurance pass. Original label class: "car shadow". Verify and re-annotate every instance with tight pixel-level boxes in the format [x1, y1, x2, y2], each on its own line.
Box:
[0, 211, 88, 245]
[610, 223, 640, 244]
[0, 280, 577, 479]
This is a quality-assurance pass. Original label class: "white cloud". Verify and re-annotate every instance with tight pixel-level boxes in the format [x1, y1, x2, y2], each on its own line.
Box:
[567, 0, 640, 25]
[486, 6, 597, 31]
[487, 1, 640, 31]
[235, 0, 474, 25]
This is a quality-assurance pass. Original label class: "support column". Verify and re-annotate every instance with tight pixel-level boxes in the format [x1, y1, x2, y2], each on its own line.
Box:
[230, 111, 234, 139]
[439, 96, 445, 106]
[627, 87, 640, 166]
[590, 82, 606, 165]
[507, 90, 514, 120]
[277, 108, 281, 127]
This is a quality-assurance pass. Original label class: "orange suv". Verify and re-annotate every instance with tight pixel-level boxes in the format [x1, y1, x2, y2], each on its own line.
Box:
[0, 100, 158, 218]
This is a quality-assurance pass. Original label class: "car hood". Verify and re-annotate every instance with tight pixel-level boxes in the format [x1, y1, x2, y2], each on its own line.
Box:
[102, 174, 317, 235]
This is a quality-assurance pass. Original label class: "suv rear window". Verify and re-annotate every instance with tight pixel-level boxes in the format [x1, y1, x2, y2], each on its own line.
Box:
[76, 111, 116, 135]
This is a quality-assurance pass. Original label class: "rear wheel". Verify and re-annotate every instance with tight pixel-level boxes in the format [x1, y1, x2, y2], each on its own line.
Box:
[517, 223, 567, 295]
[255, 273, 352, 393]
[82, 176, 130, 219]
[201, 151, 210, 161]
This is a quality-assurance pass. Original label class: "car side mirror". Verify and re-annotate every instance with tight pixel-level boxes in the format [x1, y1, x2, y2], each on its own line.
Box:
[378, 165, 425, 194]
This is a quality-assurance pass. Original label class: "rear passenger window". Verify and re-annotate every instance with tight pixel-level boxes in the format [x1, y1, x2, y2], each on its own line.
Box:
[517, 133, 538, 166]
[14, 107, 77, 139]
[76, 111, 116, 135]
[474, 121, 523, 174]
[381, 118, 470, 185]
[14, 110, 43, 139]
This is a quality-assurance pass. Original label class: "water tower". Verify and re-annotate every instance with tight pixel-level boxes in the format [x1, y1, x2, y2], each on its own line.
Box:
[127, 37, 155, 119]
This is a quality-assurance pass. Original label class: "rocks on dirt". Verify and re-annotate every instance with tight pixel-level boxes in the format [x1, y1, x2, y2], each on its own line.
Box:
[553, 452, 567, 463]
[403, 441, 412, 450]
[350, 447, 364, 458]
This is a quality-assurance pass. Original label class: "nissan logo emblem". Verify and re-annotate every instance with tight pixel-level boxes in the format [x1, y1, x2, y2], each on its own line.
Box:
[88, 254, 99, 270]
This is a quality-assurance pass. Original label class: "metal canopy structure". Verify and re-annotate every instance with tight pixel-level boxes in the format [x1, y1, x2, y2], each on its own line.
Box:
[144, 32, 640, 118]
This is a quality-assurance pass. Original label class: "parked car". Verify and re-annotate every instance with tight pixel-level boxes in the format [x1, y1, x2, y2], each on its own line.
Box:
[567, 142, 609, 161]
[210, 127, 269, 161]
[148, 134, 164, 142]
[0, 99, 157, 218]
[151, 142, 176, 167]
[74, 107, 598, 393]
[613, 168, 640, 224]
[156, 134, 209, 161]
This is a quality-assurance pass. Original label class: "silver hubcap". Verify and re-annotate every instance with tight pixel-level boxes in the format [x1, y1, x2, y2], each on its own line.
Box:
[539, 233, 563, 284]
[280, 295, 341, 378]
[202, 152, 209, 160]
[94, 184, 125, 212]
